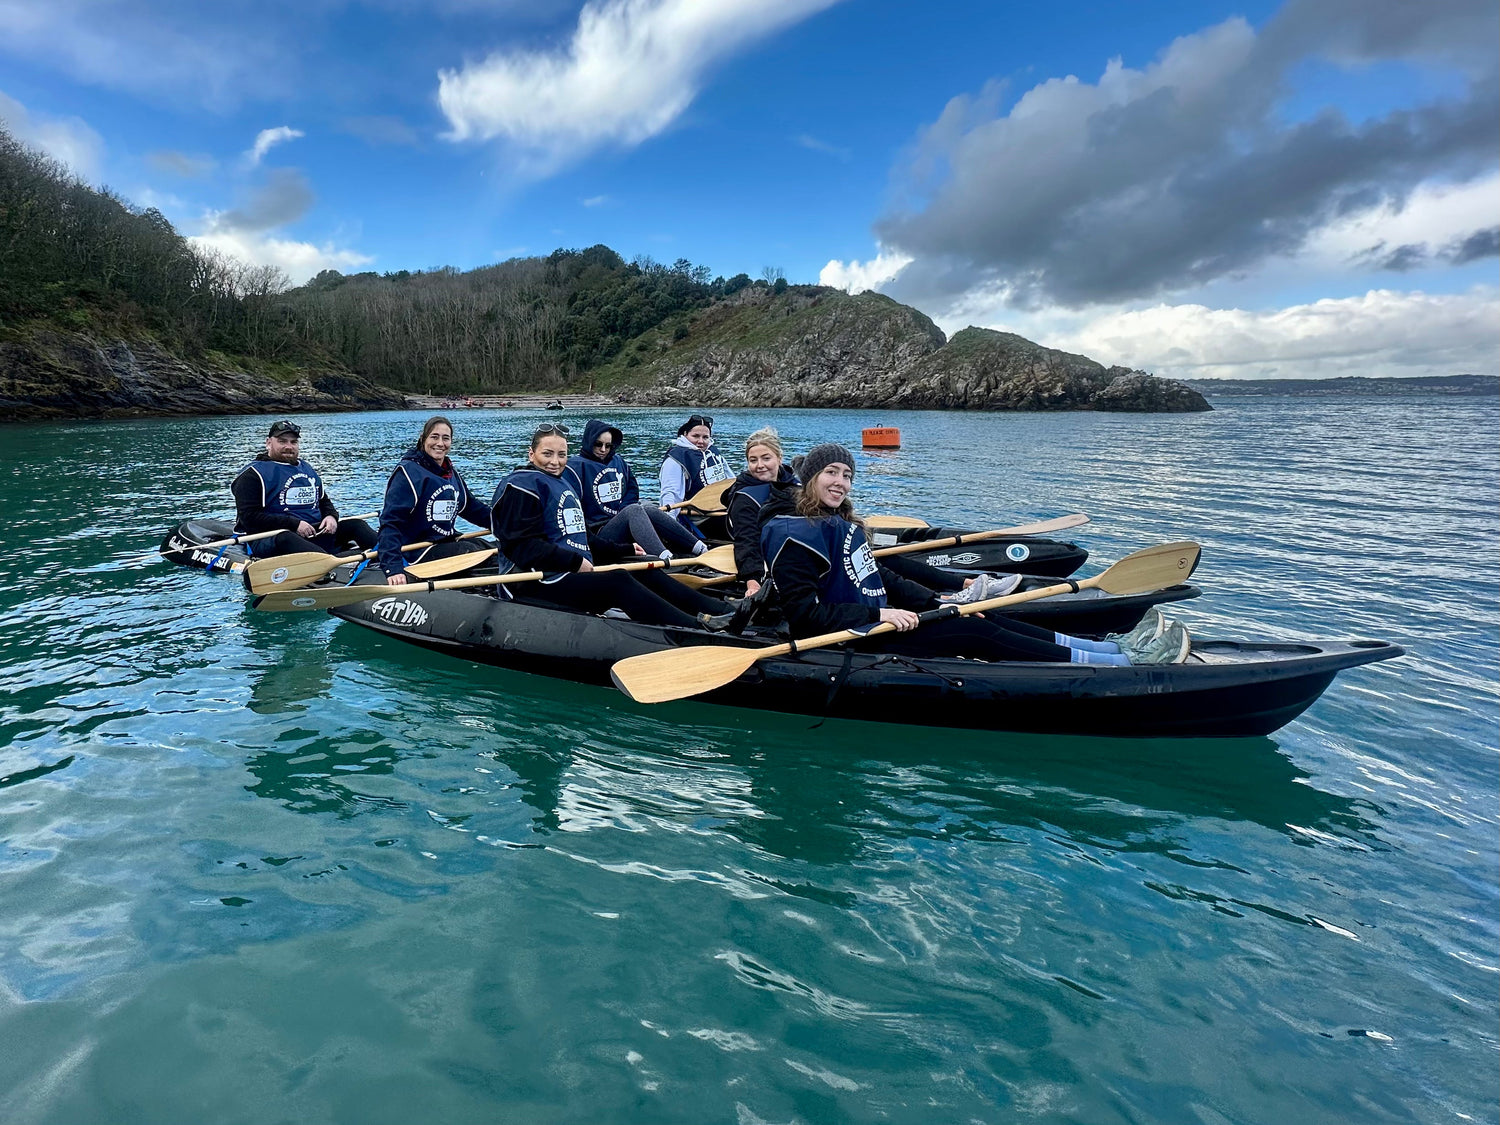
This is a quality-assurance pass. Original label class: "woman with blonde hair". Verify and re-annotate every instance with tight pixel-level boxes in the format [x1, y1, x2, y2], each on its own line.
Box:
[720, 426, 799, 595]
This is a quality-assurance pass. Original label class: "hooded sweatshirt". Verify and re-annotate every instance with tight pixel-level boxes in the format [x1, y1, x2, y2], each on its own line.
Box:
[722, 464, 798, 580]
[564, 419, 640, 530]
[376, 447, 491, 576]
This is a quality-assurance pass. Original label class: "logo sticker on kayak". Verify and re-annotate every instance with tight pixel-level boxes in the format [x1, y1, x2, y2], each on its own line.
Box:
[1005, 544, 1031, 562]
[291, 596, 317, 608]
[370, 597, 430, 628]
[952, 552, 982, 566]
[271, 567, 289, 585]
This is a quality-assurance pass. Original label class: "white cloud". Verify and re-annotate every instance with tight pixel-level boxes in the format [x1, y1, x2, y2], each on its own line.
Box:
[247, 126, 304, 166]
[796, 133, 849, 160]
[581, 194, 611, 207]
[1304, 172, 1500, 269]
[999, 288, 1500, 381]
[437, 0, 840, 173]
[819, 248, 913, 294]
[0, 89, 104, 181]
[190, 227, 373, 285]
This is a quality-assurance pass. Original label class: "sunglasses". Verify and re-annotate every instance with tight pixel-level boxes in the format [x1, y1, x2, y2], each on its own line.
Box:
[593, 438, 614, 448]
[685, 414, 714, 429]
[533, 423, 571, 437]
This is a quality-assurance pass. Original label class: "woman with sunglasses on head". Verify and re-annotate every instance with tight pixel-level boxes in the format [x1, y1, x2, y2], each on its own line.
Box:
[659, 414, 733, 528]
[378, 415, 493, 587]
[566, 419, 709, 562]
[760, 444, 1190, 664]
[491, 423, 737, 629]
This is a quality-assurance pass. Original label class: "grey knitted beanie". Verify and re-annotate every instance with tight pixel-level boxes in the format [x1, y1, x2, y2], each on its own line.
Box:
[799, 443, 856, 483]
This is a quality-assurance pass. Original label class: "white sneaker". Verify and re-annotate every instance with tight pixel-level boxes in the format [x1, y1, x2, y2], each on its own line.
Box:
[1134, 621, 1191, 664]
[945, 572, 1024, 604]
[1108, 607, 1165, 653]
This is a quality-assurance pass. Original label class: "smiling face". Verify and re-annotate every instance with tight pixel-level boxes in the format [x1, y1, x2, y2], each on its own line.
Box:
[810, 462, 853, 509]
[746, 443, 780, 482]
[530, 433, 569, 475]
[422, 423, 453, 461]
[265, 433, 301, 465]
[684, 424, 712, 451]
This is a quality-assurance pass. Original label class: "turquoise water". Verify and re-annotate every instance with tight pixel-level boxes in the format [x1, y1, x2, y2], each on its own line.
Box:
[1, 399, 1495, 1123]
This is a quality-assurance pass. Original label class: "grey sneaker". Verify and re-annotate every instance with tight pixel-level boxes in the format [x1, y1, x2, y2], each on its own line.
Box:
[943, 572, 1023, 605]
[1134, 620, 1191, 665]
[1107, 607, 1165, 652]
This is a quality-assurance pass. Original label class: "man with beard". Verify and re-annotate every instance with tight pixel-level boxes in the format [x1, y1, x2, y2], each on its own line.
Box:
[230, 420, 377, 558]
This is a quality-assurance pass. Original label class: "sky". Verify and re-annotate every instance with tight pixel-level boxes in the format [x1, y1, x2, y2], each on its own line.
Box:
[1, 0, 1495, 380]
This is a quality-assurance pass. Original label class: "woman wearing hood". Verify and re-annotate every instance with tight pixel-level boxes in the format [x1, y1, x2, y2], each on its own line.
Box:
[565, 419, 708, 562]
[659, 414, 733, 528]
[760, 444, 1190, 664]
[377, 416, 493, 586]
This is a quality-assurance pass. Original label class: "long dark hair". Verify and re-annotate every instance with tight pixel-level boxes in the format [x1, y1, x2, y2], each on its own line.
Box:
[793, 483, 863, 529]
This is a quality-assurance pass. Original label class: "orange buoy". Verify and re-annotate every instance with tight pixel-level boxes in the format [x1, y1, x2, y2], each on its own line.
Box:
[861, 426, 901, 449]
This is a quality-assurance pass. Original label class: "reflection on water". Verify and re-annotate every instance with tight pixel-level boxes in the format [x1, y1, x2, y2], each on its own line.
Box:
[0, 401, 1493, 1125]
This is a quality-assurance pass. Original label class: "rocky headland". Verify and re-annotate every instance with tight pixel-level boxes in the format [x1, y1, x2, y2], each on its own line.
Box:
[0, 327, 406, 421]
[607, 288, 1211, 413]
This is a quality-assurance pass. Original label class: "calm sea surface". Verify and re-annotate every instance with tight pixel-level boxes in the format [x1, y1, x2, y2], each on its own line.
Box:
[1, 398, 1496, 1124]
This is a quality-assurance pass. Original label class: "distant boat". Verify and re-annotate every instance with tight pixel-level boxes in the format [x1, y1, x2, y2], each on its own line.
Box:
[545, 400, 563, 410]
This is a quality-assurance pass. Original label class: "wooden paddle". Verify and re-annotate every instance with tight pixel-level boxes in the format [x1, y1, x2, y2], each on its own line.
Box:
[401, 548, 497, 580]
[674, 513, 1091, 587]
[864, 514, 931, 530]
[252, 554, 702, 613]
[663, 477, 734, 513]
[158, 511, 379, 558]
[609, 541, 1200, 704]
[243, 529, 491, 593]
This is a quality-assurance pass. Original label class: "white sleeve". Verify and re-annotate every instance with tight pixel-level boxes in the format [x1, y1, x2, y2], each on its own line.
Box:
[659, 458, 688, 507]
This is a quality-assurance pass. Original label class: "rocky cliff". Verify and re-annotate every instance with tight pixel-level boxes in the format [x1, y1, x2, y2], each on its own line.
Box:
[609, 287, 1210, 412]
[0, 327, 406, 421]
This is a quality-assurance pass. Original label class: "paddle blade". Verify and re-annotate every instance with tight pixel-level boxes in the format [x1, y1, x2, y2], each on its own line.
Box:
[253, 583, 402, 612]
[864, 514, 930, 530]
[692, 544, 738, 574]
[670, 570, 736, 590]
[243, 550, 354, 594]
[611, 643, 766, 703]
[1094, 541, 1200, 595]
[404, 548, 496, 579]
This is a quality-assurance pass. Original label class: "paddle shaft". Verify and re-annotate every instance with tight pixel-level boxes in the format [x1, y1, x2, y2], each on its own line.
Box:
[253, 554, 702, 612]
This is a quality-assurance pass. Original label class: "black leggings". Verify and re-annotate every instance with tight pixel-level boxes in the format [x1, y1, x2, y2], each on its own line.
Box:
[881, 553, 965, 593]
[863, 614, 1073, 663]
[528, 567, 727, 628]
[251, 518, 377, 558]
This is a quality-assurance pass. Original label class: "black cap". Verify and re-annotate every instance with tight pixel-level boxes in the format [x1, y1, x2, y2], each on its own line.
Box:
[268, 420, 301, 437]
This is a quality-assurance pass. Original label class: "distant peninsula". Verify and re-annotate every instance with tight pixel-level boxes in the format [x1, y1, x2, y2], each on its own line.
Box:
[0, 121, 1198, 418]
[1185, 374, 1497, 397]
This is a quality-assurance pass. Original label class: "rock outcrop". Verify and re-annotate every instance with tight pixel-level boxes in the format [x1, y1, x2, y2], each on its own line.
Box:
[0, 328, 406, 421]
[612, 288, 1209, 413]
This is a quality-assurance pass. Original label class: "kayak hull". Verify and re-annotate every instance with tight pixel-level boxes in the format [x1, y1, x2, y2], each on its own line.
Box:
[866, 527, 1090, 577]
[329, 586, 1400, 738]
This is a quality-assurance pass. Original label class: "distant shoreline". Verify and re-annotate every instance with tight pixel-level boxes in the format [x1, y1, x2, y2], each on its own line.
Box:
[1183, 374, 1497, 397]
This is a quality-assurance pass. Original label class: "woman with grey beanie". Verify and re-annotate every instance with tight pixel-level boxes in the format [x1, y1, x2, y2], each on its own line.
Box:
[757, 444, 1189, 664]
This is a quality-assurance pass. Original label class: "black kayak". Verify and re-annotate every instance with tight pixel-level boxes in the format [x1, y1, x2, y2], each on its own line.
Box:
[325, 578, 1401, 738]
[864, 526, 1089, 577]
[159, 518, 251, 575]
[690, 515, 1091, 577]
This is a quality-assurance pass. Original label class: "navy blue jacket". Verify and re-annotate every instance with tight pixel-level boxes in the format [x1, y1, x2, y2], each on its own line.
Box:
[723, 466, 798, 580]
[377, 448, 491, 576]
[565, 420, 640, 530]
